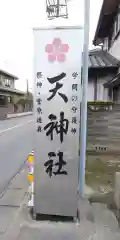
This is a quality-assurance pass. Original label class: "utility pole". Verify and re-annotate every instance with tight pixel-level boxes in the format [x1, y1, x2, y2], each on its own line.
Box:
[79, 0, 90, 197]
[26, 79, 29, 95]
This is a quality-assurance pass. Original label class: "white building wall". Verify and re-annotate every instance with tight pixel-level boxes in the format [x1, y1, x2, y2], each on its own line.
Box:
[10, 79, 15, 88]
[87, 76, 114, 101]
[87, 79, 109, 101]
[109, 35, 120, 60]
[103, 37, 109, 51]
[97, 77, 109, 101]
[103, 88, 109, 101]
[87, 81, 94, 101]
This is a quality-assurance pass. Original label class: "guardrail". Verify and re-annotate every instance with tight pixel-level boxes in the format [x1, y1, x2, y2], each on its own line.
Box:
[7, 111, 33, 119]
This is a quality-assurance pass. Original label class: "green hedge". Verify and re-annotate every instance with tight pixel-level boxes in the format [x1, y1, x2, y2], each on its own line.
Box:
[88, 101, 114, 106]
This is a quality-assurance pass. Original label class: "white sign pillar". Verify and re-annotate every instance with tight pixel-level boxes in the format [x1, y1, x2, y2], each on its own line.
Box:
[34, 26, 83, 217]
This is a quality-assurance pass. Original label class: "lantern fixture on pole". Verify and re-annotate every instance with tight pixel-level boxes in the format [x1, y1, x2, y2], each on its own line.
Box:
[46, 0, 68, 20]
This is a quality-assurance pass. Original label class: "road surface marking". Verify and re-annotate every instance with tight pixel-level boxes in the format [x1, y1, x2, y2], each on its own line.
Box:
[0, 120, 33, 135]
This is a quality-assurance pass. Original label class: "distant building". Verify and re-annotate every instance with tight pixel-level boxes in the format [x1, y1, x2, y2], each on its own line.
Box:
[0, 69, 24, 119]
[93, 0, 120, 102]
[87, 49, 119, 101]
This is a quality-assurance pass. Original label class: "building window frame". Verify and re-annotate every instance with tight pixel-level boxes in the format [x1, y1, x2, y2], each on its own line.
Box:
[112, 6, 120, 41]
[0, 95, 7, 107]
[4, 78, 11, 88]
[107, 6, 120, 50]
[103, 37, 109, 51]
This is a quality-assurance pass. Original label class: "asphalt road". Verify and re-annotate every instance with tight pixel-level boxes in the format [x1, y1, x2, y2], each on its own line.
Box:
[0, 115, 35, 195]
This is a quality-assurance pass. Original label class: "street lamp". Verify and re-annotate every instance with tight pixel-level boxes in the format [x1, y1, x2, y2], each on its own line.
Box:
[46, 0, 68, 19]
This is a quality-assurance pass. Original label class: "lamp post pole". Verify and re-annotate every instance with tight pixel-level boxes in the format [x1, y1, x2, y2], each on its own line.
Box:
[79, 0, 90, 197]
[56, 0, 59, 17]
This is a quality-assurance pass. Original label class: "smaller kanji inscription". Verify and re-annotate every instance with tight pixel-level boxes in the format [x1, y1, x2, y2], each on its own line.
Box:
[71, 106, 77, 113]
[37, 117, 42, 123]
[37, 107, 42, 114]
[37, 72, 42, 79]
[71, 128, 77, 134]
[36, 98, 42, 105]
[72, 96, 78, 102]
[72, 84, 78, 91]
[36, 82, 42, 88]
[37, 126, 42, 132]
[72, 72, 78, 79]
[72, 117, 77, 124]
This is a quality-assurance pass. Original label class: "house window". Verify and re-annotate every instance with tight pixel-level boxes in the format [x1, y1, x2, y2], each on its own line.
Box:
[108, 7, 120, 49]
[103, 38, 108, 51]
[0, 95, 7, 106]
[8, 96, 12, 103]
[4, 78, 11, 87]
[113, 87, 118, 102]
[112, 6, 120, 40]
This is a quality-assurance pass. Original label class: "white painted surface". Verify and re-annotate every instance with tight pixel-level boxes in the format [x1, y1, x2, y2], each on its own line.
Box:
[103, 88, 109, 101]
[97, 77, 112, 101]
[109, 35, 120, 60]
[103, 37, 109, 51]
[97, 79, 104, 100]
[87, 76, 111, 101]
[34, 26, 83, 217]
[87, 81, 94, 101]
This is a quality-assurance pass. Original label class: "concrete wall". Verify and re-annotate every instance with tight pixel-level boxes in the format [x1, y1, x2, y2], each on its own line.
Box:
[7, 103, 14, 114]
[0, 107, 7, 120]
[0, 103, 14, 119]
[0, 103, 33, 120]
[87, 104, 120, 151]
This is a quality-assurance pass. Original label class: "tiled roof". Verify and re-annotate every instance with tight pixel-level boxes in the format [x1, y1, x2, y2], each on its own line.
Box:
[88, 49, 120, 68]
[93, 0, 119, 45]
[0, 86, 24, 95]
[0, 69, 18, 80]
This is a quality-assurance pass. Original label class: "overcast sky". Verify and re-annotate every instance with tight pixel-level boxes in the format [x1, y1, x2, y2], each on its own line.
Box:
[0, 0, 103, 91]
